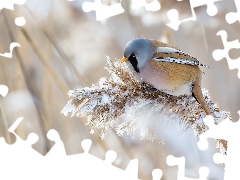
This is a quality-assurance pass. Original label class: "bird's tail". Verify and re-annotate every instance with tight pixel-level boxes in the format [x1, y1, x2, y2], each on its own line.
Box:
[192, 76, 211, 115]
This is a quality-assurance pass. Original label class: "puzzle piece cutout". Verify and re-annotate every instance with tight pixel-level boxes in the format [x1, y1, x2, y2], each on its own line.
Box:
[167, 0, 221, 30]
[213, 152, 227, 165]
[166, 155, 209, 179]
[225, 0, 240, 24]
[152, 168, 163, 180]
[0, 42, 20, 58]
[0, 0, 26, 59]
[0, 84, 17, 144]
[4, 117, 40, 156]
[0, 116, 148, 180]
[198, 114, 240, 179]
[212, 30, 240, 79]
[0, 0, 26, 10]
[131, 0, 161, 12]
[82, 0, 124, 21]
[0, 117, 42, 180]
[0, 85, 9, 97]
[45, 129, 66, 157]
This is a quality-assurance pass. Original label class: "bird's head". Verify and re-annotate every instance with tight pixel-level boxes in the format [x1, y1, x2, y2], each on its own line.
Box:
[121, 38, 154, 73]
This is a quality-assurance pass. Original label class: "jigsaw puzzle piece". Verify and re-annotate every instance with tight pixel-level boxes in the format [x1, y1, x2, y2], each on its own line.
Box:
[198, 112, 240, 179]
[125, 159, 139, 179]
[167, 0, 221, 31]
[0, 85, 14, 143]
[105, 149, 117, 164]
[65, 139, 139, 180]
[45, 129, 66, 157]
[103, 149, 139, 179]
[166, 155, 185, 179]
[225, 0, 240, 24]
[152, 168, 163, 180]
[0, 116, 17, 145]
[212, 30, 240, 79]
[0, 0, 26, 10]
[0, 116, 16, 150]
[7, 117, 41, 156]
[198, 167, 210, 180]
[0, 42, 20, 58]
[82, 0, 124, 21]
[131, 0, 161, 12]
[190, 0, 221, 16]
[81, 138, 92, 153]
[198, 116, 231, 145]
[213, 152, 226, 164]
[166, 155, 210, 179]
[104, 149, 139, 179]
[0, 117, 41, 180]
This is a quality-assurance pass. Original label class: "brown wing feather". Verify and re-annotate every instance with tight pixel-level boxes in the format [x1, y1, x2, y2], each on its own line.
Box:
[150, 40, 209, 67]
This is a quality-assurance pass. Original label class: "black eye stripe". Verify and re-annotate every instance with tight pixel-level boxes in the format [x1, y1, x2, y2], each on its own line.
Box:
[128, 54, 140, 73]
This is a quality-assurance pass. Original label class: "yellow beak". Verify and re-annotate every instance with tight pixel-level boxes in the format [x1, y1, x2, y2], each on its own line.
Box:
[121, 57, 128, 63]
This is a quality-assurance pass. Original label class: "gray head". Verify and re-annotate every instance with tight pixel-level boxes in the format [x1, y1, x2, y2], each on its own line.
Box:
[123, 38, 154, 73]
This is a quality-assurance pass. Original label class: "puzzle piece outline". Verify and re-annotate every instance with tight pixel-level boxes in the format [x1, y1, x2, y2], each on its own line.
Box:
[225, 0, 240, 24]
[0, 42, 20, 58]
[0, 117, 144, 180]
[131, 0, 161, 12]
[166, 154, 210, 180]
[198, 114, 240, 180]
[167, 0, 222, 31]
[0, 0, 26, 10]
[212, 30, 240, 79]
[0, 0, 26, 59]
[82, 0, 125, 21]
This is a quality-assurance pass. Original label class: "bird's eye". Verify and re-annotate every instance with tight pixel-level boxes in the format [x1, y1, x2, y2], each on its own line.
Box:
[128, 54, 140, 73]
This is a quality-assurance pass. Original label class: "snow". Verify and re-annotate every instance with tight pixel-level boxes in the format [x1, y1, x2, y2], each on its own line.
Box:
[61, 100, 74, 116]
[67, 90, 74, 97]
[101, 94, 111, 105]
[99, 77, 107, 87]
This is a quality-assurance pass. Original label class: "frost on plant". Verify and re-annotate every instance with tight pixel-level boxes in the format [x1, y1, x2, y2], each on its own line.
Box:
[62, 57, 231, 154]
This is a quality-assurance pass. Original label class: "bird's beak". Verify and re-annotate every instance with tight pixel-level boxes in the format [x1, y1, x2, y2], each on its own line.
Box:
[121, 57, 128, 63]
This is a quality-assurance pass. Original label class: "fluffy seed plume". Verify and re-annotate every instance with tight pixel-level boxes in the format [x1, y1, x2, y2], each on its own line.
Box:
[62, 57, 231, 154]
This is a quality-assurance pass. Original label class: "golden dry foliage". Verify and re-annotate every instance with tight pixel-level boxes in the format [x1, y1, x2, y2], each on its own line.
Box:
[62, 57, 231, 154]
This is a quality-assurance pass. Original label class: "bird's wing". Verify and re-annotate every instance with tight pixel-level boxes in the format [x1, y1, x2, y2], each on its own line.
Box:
[153, 47, 209, 68]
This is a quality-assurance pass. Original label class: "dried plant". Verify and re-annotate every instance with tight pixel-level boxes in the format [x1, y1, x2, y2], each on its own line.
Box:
[62, 57, 231, 154]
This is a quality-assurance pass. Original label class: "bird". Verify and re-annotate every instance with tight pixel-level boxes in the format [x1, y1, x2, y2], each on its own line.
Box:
[121, 38, 211, 115]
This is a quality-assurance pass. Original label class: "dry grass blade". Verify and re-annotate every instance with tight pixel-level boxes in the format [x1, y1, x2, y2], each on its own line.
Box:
[43, 30, 88, 87]
[20, 27, 69, 97]
[24, 5, 88, 87]
[62, 57, 232, 154]
[0, 102, 11, 143]
[2, 9, 52, 151]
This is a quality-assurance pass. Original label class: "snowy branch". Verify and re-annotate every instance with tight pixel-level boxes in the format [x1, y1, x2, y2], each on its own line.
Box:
[62, 57, 231, 154]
